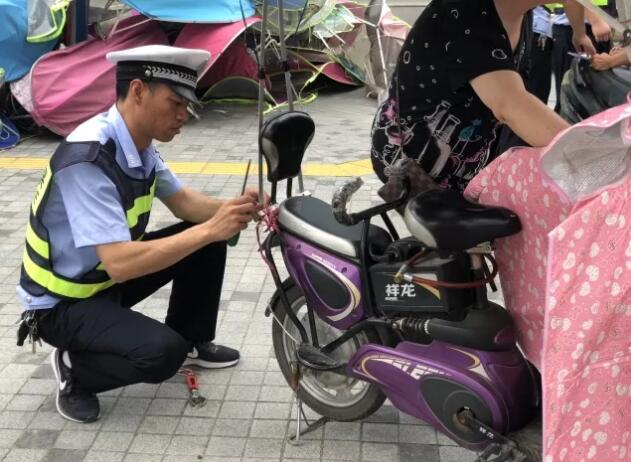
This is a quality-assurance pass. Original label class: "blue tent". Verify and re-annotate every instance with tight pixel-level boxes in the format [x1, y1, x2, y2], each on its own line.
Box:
[0, 0, 60, 82]
[120, 0, 256, 23]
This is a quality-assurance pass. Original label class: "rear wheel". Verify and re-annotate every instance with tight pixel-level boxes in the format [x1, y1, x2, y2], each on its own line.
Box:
[271, 280, 386, 421]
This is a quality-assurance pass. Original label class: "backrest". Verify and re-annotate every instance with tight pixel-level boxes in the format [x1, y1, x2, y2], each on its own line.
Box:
[259, 111, 315, 182]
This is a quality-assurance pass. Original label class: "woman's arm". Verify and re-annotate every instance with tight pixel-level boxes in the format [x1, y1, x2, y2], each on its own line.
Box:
[565, 0, 598, 55]
[592, 50, 630, 70]
[471, 70, 570, 147]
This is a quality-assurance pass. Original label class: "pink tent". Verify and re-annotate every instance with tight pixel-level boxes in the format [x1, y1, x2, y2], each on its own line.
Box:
[317, 61, 357, 85]
[465, 103, 631, 461]
[175, 19, 357, 104]
[27, 16, 168, 136]
[174, 18, 261, 89]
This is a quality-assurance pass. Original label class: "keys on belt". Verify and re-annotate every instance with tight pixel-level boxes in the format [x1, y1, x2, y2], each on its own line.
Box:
[16, 310, 43, 354]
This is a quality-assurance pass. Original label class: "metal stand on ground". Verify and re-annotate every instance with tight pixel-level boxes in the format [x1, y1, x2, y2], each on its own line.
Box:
[287, 362, 330, 446]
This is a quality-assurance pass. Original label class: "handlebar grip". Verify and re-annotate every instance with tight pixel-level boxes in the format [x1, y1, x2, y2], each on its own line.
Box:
[331, 177, 364, 225]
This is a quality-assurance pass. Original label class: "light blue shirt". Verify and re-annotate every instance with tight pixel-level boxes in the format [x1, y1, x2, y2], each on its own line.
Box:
[533, 7, 553, 38]
[552, 12, 570, 27]
[17, 105, 182, 310]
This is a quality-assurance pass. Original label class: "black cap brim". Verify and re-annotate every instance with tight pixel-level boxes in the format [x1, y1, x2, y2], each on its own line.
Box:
[168, 83, 202, 109]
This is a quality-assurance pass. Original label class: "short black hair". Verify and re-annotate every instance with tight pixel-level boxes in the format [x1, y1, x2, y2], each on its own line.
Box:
[116, 80, 132, 101]
[116, 79, 159, 101]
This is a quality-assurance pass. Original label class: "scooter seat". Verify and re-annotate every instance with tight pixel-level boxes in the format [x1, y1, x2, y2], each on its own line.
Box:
[404, 189, 521, 250]
[278, 196, 392, 259]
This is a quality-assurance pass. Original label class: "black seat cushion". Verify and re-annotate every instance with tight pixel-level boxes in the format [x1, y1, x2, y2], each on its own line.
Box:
[404, 189, 521, 250]
[278, 196, 392, 259]
[260, 111, 315, 182]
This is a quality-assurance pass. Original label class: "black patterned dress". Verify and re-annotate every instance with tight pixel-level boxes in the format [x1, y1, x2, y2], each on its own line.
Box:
[371, 0, 525, 192]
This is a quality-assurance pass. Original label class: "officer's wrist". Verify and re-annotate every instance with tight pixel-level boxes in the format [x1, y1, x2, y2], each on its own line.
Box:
[191, 221, 218, 245]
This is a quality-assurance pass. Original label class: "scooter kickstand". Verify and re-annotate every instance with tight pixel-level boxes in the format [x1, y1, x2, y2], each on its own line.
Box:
[288, 362, 304, 446]
[287, 362, 330, 446]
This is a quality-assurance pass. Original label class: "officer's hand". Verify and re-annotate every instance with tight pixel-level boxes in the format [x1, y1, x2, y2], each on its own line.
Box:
[591, 18, 612, 43]
[243, 186, 271, 207]
[573, 33, 597, 57]
[205, 196, 259, 242]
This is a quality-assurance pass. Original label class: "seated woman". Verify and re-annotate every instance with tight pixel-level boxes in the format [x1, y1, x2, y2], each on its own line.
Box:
[370, 0, 596, 191]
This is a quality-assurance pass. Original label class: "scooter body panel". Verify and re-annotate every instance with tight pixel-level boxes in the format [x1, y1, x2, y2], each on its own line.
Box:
[280, 232, 366, 330]
[346, 341, 537, 450]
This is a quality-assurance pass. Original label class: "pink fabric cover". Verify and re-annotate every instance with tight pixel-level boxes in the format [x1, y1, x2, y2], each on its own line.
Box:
[174, 18, 261, 89]
[465, 103, 631, 461]
[30, 16, 168, 136]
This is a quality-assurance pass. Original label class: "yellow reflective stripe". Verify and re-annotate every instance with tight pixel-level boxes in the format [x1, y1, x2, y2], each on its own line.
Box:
[26, 222, 49, 260]
[26, 1, 70, 43]
[547, 0, 607, 8]
[126, 182, 156, 228]
[31, 167, 52, 216]
[22, 250, 114, 299]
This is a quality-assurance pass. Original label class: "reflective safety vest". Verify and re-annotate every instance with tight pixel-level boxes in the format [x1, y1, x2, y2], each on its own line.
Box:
[546, 0, 609, 10]
[20, 139, 156, 300]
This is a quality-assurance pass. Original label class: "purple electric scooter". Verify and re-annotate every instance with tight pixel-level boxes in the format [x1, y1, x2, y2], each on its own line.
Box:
[256, 111, 540, 461]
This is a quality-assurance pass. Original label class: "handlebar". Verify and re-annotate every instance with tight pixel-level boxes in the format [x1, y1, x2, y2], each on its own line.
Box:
[331, 177, 409, 226]
[331, 178, 364, 225]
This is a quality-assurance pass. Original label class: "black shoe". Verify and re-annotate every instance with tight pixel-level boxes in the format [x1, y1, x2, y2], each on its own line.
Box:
[50, 348, 100, 423]
[182, 341, 240, 369]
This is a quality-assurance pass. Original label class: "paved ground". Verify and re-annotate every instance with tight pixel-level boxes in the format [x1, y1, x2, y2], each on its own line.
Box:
[0, 88, 496, 462]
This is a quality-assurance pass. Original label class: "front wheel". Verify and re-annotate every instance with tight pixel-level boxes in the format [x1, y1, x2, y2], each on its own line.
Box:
[271, 280, 386, 421]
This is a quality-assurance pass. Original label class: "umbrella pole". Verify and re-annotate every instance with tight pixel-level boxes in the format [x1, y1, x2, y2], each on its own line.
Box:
[257, 0, 270, 206]
[275, 0, 304, 193]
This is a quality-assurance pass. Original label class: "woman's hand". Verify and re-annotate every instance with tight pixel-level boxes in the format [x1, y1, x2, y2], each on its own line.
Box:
[610, 46, 625, 56]
[591, 48, 630, 71]
[592, 53, 614, 71]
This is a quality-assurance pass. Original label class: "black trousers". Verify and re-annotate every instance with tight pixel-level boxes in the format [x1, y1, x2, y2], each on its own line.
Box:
[36, 222, 227, 394]
[528, 33, 554, 105]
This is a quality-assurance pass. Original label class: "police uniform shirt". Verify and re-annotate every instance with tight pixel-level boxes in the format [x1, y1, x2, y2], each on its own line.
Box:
[533, 6, 553, 38]
[552, 12, 570, 26]
[17, 104, 182, 310]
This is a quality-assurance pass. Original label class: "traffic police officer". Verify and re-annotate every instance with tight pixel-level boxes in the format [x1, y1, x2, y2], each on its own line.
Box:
[16, 45, 262, 423]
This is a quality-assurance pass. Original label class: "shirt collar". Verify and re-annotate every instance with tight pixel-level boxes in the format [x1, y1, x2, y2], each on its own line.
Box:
[107, 105, 156, 169]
